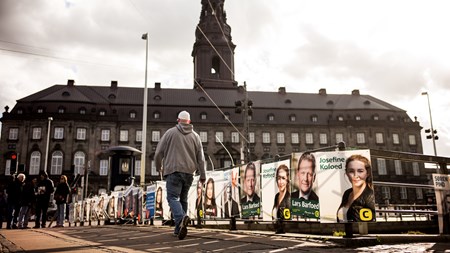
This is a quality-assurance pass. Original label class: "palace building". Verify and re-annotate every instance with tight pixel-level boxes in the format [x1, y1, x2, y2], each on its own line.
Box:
[1, 0, 426, 204]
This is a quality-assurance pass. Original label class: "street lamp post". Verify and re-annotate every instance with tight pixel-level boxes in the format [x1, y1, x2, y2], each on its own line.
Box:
[140, 33, 149, 187]
[44, 117, 53, 173]
[421, 92, 438, 156]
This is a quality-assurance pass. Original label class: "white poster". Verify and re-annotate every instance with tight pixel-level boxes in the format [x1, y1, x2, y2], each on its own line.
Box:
[316, 149, 376, 223]
[260, 159, 291, 221]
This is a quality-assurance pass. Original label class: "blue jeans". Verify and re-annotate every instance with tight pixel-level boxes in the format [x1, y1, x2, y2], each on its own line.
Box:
[165, 172, 193, 234]
[57, 203, 66, 226]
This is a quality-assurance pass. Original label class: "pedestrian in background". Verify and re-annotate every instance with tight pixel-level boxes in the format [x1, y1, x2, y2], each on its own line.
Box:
[34, 171, 54, 228]
[155, 110, 206, 240]
[17, 176, 36, 229]
[6, 173, 25, 229]
[0, 190, 7, 229]
[54, 175, 70, 227]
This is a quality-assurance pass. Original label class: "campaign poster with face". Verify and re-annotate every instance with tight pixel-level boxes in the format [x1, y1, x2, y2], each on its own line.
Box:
[291, 152, 320, 220]
[203, 171, 224, 218]
[108, 192, 118, 220]
[155, 181, 171, 221]
[261, 159, 291, 221]
[221, 167, 240, 219]
[116, 192, 123, 219]
[188, 176, 200, 219]
[239, 161, 261, 218]
[315, 149, 376, 223]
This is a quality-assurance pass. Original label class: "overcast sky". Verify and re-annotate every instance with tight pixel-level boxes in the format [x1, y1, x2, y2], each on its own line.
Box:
[0, 0, 449, 158]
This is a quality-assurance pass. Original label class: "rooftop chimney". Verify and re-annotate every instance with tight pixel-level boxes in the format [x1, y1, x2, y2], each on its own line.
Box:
[278, 87, 286, 95]
[319, 88, 327, 95]
[67, 79, 75, 87]
[351, 89, 360, 95]
[155, 82, 161, 90]
[111, 80, 118, 89]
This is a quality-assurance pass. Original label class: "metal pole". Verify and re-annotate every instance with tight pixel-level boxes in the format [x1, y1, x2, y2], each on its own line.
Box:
[141, 33, 149, 186]
[44, 117, 53, 173]
[422, 92, 438, 157]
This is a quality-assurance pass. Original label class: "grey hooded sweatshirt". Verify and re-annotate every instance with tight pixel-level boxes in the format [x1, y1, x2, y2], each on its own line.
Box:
[154, 123, 206, 181]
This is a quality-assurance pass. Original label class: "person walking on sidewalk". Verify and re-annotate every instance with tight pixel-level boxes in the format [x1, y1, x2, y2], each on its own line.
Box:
[17, 176, 36, 229]
[54, 175, 70, 227]
[34, 171, 54, 228]
[155, 110, 206, 240]
[6, 173, 25, 229]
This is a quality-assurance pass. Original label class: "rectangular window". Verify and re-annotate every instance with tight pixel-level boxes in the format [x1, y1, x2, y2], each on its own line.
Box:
[319, 133, 327, 145]
[276, 132, 285, 144]
[375, 133, 384, 144]
[382, 186, 391, 200]
[305, 133, 313, 144]
[394, 160, 402, 175]
[408, 134, 416, 145]
[120, 130, 128, 142]
[136, 130, 142, 142]
[50, 155, 63, 175]
[416, 188, 423, 199]
[77, 128, 86, 140]
[262, 132, 270, 144]
[215, 131, 224, 143]
[151, 130, 160, 142]
[412, 162, 420, 176]
[291, 133, 299, 144]
[30, 155, 40, 175]
[54, 127, 64, 139]
[231, 132, 239, 143]
[101, 129, 110, 141]
[99, 159, 108, 176]
[134, 160, 141, 176]
[336, 133, 344, 144]
[392, 133, 400, 144]
[9, 128, 19, 140]
[200, 131, 208, 143]
[151, 160, 158, 176]
[377, 158, 387, 175]
[32, 127, 42, 139]
[400, 187, 408, 199]
[356, 133, 365, 144]
[249, 132, 255, 144]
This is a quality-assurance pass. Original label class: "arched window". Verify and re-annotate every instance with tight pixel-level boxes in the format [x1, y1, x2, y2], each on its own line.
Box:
[51, 151, 63, 175]
[29, 151, 41, 175]
[211, 56, 220, 76]
[74, 151, 85, 175]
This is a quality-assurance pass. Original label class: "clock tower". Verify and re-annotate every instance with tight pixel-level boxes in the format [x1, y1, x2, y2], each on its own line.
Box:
[192, 0, 237, 89]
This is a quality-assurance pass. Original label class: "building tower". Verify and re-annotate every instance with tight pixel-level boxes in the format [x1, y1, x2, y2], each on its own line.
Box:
[192, 0, 237, 89]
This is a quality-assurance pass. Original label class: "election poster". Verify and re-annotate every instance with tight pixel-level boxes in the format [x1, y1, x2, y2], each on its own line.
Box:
[240, 161, 262, 218]
[315, 149, 376, 223]
[260, 159, 291, 221]
[188, 176, 201, 219]
[203, 171, 225, 218]
[146, 185, 156, 220]
[221, 167, 241, 218]
[291, 153, 320, 220]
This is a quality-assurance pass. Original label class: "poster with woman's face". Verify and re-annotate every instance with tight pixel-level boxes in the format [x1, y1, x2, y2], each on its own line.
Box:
[315, 149, 376, 223]
[260, 159, 291, 221]
[203, 171, 224, 218]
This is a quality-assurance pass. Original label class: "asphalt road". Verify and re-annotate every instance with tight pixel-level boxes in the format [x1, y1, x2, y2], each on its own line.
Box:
[1, 224, 449, 252]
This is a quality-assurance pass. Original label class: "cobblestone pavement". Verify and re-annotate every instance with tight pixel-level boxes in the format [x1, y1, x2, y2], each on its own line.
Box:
[1, 225, 449, 252]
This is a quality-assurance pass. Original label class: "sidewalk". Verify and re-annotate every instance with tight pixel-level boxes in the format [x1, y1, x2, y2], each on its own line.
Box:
[1, 224, 449, 252]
